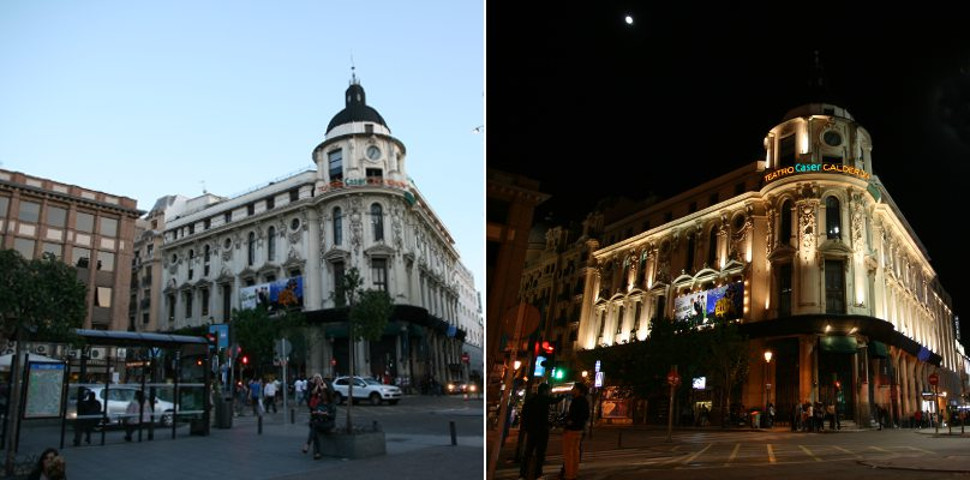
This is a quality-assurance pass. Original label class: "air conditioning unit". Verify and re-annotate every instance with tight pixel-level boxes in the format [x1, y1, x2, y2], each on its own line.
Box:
[89, 347, 106, 360]
[33, 344, 49, 355]
[116, 348, 127, 360]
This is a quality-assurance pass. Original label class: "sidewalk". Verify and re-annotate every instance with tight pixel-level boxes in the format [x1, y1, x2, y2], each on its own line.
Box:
[6, 395, 484, 479]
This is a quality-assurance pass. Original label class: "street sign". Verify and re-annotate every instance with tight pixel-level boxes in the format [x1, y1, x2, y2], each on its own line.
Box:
[274, 338, 292, 357]
[929, 373, 939, 386]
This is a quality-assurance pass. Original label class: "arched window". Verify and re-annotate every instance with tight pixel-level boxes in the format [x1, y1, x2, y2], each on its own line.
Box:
[333, 207, 343, 245]
[826, 196, 841, 240]
[707, 226, 718, 268]
[247, 232, 256, 266]
[267, 226, 276, 262]
[780, 200, 793, 245]
[371, 203, 384, 241]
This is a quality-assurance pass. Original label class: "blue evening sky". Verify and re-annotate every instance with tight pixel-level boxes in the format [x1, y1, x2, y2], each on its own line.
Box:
[0, 1, 485, 294]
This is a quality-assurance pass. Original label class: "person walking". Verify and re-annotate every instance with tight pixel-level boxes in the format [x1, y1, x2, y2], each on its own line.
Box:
[518, 383, 562, 480]
[263, 378, 278, 413]
[294, 376, 307, 405]
[123, 390, 152, 442]
[73, 388, 101, 446]
[249, 378, 262, 416]
[561, 383, 590, 480]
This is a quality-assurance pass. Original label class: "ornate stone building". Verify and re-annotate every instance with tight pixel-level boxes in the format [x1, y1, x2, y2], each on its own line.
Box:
[574, 101, 966, 426]
[157, 78, 474, 386]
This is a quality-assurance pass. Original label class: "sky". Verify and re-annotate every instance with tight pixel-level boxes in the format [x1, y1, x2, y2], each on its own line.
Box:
[488, 5, 970, 346]
[0, 1, 485, 294]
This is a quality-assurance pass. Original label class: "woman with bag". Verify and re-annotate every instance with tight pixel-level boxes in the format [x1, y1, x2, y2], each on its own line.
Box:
[302, 374, 335, 459]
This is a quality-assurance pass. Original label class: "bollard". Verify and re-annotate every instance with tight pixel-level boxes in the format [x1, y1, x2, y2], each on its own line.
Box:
[450, 420, 457, 446]
[258, 414, 263, 435]
[373, 420, 381, 432]
[291, 408, 296, 424]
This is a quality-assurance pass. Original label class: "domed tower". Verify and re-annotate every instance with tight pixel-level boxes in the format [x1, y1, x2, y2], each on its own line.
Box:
[312, 74, 409, 195]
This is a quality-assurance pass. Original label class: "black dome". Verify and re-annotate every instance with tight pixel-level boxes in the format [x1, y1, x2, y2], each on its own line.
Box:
[326, 82, 388, 134]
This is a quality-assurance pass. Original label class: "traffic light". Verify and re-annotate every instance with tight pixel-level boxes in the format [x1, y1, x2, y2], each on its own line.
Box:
[206, 332, 218, 350]
[241, 355, 249, 365]
[552, 366, 565, 381]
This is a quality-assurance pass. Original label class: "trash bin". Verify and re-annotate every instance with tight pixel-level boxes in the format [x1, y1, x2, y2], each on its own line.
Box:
[215, 396, 233, 429]
[751, 412, 761, 429]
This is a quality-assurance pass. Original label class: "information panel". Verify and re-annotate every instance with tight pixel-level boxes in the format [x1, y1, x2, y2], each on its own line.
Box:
[23, 361, 66, 419]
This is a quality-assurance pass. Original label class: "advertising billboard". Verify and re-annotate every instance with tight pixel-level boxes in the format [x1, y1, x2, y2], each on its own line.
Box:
[239, 276, 304, 312]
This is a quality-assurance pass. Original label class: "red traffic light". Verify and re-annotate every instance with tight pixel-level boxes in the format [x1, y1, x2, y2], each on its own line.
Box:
[541, 340, 555, 354]
[241, 355, 249, 365]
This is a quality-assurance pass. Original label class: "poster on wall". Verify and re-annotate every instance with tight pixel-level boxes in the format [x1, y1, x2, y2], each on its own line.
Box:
[23, 361, 65, 419]
[674, 281, 744, 324]
[239, 276, 304, 312]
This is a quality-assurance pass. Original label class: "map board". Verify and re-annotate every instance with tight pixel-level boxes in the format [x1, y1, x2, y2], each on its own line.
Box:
[23, 361, 66, 419]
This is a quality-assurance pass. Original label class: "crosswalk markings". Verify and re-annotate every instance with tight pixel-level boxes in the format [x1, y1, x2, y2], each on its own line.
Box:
[680, 443, 713, 464]
[725, 443, 741, 466]
[868, 445, 891, 453]
[798, 445, 822, 462]
[767, 444, 776, 463]
[833, 445, 861, 459]
[903, 445, 935, 454]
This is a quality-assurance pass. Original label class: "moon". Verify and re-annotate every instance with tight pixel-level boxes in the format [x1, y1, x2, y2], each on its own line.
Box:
[625, 15, 634, 25]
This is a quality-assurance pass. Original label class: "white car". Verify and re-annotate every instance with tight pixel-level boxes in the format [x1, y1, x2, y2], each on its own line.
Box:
[330, 376, 402, 406]
[67, 385, 176, 427]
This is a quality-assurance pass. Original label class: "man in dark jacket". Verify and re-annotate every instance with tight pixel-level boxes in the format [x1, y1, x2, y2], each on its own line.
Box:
[518, 383, 562, 480]
[73, 389, 101, 446]
[561, 382, 590, 480]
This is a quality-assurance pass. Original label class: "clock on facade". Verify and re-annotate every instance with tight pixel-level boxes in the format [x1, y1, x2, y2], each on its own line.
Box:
[823, 130, 842, 147]
[366, 146, 381, 160]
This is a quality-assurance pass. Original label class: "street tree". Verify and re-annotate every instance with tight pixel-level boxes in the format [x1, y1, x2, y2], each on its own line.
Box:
[336, 267, 393, 433]
[0, 249, 86, 475]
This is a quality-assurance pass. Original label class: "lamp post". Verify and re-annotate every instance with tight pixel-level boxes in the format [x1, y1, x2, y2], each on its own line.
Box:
[763, 350, 773, 427]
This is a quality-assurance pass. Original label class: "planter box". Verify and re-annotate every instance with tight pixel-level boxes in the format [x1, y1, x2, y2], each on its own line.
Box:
[317, 430, 386, 459]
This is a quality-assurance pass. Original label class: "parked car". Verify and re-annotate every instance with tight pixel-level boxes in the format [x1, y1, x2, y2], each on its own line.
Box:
[330, 376, 402, 406]
[66, 385, 176, 427]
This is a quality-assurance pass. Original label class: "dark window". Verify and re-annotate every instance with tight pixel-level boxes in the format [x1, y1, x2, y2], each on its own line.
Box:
[204, 245, 211, 276]
[708, 192, 719, 206]
[289, 189, 299, 202]
[597, 311, 606, 339]
[224, 211, 232, 223]
[184, 291, 193, 318]
[167, 294, 176, 322]
[372, 258, 387, 291]
[633, 303, 641, 333]
[616, 306, 624, 334]
[247, 232, 256, 266]
[222, 284, 232, 322]
[826, 196, 841, 240]
[333, 208, 343, 245]
[655, 296, 666, 321]
[371, 203, 384, 241]
[247, 203, 255, 216]
[366, 168, 383, 185]
[779, 134, 796, 167]
[201, 289, 210, 317]
[328, 149, 343, 182]
[268, 226, 276, 262]
[188, 224, 194, 235]
[18, 201, 40, 223]
[334, 260, 346, 306]
[780, 200, 793, 245]
[204, 218, 211, 230]
[825, 259, 846, 314]
[266, 196, 275, 209]
[365, 124, 374, 134]
[778, 263, 792, 317]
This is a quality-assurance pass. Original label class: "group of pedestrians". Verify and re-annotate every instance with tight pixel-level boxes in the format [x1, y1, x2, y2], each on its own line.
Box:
[239, 377, 283, 416]
[791, 400, 840, 432]
[517, 382, 590, 480]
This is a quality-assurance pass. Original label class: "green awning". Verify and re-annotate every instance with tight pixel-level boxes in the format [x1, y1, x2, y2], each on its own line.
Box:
[869, 340, 889, 359]
[820, 336, 858, 354]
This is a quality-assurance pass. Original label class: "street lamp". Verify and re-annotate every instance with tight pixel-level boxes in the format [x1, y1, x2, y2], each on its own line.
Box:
[763, 350, 773, 426]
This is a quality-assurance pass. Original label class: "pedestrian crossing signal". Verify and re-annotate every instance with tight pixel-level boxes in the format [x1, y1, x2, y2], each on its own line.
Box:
[552, 367, 565, 380]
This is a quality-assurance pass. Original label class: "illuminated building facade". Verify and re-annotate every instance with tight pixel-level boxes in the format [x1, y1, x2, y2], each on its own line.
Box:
[158, 78, 474, 386]
[574, 102, 965, 426]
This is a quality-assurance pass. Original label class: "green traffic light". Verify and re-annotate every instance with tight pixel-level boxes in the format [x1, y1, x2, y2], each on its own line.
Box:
[553, 368, 564, 380]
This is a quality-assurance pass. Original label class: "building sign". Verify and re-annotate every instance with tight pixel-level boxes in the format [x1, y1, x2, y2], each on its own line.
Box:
[239, 276, 304, 312]
[673, 281, 744, 324]
[763, 163, 872, 184]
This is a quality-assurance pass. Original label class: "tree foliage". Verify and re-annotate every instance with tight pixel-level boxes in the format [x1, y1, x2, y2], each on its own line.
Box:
[0, 249, 86, 342]
[230, 305, 306, 373]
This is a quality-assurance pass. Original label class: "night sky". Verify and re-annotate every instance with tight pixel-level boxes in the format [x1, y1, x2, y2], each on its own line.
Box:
[487, 5, 970, 346]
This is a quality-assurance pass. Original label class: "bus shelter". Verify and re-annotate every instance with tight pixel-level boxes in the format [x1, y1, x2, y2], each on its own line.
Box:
[3, 328, 212, 454]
